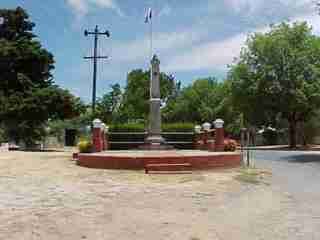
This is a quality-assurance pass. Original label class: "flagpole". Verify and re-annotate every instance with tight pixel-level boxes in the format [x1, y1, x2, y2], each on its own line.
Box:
[149, 8, 153, 95]
[150, 9, 153, 61]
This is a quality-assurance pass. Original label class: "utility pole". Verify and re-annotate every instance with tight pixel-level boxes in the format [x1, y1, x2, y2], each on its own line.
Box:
[84, 25, 110, 116]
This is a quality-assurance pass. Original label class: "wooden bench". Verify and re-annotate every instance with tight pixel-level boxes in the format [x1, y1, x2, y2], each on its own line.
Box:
[145, 163, 192, 174]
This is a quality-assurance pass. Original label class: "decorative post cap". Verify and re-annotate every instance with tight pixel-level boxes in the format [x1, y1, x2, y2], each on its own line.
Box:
[202, 122, 212, 132]
[93, 119, 102, 129]
[151, 54, 160, 65]
[214, 119, 224, 129]
[194, 125, 202, 134]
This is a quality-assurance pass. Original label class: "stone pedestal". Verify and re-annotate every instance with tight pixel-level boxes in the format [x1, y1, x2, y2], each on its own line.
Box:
[146, 98, 164, 144]
[145, 55, 166, 148]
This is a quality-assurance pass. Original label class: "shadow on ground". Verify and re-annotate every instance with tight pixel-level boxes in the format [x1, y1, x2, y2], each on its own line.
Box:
[15, 149, 67, 153]
[282, 154, 320, 163]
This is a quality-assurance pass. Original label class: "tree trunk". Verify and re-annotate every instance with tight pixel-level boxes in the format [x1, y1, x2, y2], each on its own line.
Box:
[289, 119, 297, 148]
[300, 122, 307, 146]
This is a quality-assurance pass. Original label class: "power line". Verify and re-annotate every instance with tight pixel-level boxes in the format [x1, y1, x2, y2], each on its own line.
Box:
[84, 25, 110, 116]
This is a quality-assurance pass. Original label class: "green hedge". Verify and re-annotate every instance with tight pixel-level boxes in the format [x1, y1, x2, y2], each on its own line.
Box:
[109, 132, 146, 142]
[162, 123, 194, 132]
[109, 123, 146, 132]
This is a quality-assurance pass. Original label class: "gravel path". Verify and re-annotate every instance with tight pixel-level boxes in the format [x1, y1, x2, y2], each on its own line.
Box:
[0, 150, 319, 239]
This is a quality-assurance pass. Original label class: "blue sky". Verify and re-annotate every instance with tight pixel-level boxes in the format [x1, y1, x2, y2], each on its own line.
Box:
[2, 0, 320, 101]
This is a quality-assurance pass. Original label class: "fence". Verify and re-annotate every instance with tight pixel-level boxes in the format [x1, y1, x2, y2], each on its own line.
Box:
[108, 132, 195, 150]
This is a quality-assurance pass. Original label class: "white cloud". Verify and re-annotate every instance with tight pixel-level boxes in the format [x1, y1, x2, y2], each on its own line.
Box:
[223, 0, 264, 14]
[111, 27, 207, 62]
[73, 0, 320, 79]
[67, 0, 88, 15]
[162, 11, 320, 73]
[279, 0, 313, 6]
[223, 0, 314, 16]
[162, 32, 248, 72]
[66, 0, 123, 17]
[158, 4, 172, 17]
[91, 0, 113, 8]
[90, 0, 124, 17]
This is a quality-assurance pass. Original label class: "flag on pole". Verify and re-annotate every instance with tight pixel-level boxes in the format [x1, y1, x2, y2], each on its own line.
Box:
[145, 8, 152, 23]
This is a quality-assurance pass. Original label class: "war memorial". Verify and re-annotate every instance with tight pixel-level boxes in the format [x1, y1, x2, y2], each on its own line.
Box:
[77, 55, 241, 173]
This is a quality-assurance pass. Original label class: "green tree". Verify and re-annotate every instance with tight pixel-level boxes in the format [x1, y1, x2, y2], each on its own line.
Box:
[163, 78, 241, 135]
[119, 69, 179, 122]
[229, 22, 320, 148]
[298, 110, 320, 146]
[163, 78, 218, 122]
[0, 7, 83, 146]
[96, 83, 122, 123]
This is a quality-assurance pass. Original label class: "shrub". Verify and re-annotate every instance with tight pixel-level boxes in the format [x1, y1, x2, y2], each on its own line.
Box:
[77, 139, 93, 153]
[224, 139, 238, 152]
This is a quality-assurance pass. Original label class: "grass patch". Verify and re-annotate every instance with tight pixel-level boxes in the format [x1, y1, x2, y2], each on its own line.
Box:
[234, 168, 272, 185]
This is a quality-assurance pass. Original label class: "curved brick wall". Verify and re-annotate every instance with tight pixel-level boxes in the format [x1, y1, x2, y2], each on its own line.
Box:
[77, 151, 241, 170]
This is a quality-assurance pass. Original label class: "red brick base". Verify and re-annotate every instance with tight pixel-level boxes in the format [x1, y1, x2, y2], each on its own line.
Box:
[77, 151, 241, 170]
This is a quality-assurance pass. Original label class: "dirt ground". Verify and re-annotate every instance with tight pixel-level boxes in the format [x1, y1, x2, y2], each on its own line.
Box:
[0, 150, 313, 240]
